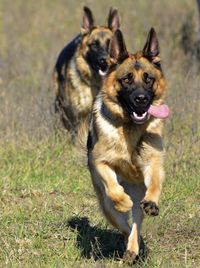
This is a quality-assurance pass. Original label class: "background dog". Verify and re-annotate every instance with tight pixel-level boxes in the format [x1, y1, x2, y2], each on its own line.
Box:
[53, 6, 120, 138]
[86, 29, 170, 262]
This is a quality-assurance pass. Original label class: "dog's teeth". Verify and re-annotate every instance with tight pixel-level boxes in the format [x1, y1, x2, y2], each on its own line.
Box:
[99, 69, 107, 76]
[133, 112, 147, 120]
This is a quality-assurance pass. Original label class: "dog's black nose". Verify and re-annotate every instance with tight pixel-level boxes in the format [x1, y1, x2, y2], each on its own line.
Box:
[134, 94, 149, 106]
[98, 58, 107, 67]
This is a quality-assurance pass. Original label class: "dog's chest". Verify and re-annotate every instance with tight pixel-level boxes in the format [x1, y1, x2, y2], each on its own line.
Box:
[97, 122, 143, 182]
[105, 141, 144, 183]
[111, 136, 143, 182]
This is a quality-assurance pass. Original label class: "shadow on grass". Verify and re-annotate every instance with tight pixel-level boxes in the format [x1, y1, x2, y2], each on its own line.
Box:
[67, 216, 148, 263]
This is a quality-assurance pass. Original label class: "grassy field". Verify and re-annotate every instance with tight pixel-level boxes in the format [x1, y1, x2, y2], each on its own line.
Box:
[0, 0, 200, 267]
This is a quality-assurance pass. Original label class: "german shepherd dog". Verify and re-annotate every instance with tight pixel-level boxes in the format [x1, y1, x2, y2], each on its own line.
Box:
[86, 29, 170, 262]
[53, 6, 120, 138]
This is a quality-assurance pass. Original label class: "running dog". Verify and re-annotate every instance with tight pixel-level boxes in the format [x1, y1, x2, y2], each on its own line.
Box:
[86, 28, 170, 262]
[53, 6, 120, 138]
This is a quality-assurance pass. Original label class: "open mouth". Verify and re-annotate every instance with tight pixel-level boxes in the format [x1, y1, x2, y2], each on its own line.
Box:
[98, 65, 108, 76]
[130, 104, 170, 124]
[98, 68, 108, 76]
[97, 59, 109, 76]
[131, 111, 148, 124]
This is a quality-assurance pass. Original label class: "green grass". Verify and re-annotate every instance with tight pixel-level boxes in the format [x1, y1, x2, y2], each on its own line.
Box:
[0, 0, 200, 267]
[0, 133, 199, 267]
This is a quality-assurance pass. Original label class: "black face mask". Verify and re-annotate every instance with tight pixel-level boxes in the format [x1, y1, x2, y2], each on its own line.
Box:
[86, 44, 109, 74]
[118, 87, 154, 116]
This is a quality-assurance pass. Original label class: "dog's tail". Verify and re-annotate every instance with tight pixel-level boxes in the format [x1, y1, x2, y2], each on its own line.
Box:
[75, 117, 90, 165]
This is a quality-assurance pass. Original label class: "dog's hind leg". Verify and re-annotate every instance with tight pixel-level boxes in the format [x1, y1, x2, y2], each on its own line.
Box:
[100, 193, 131, 238]
[123, 183, 146, 262]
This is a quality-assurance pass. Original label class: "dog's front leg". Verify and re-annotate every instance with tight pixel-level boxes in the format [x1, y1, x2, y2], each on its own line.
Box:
[140, 158, 164, 216]
[95, 162, 133, 213]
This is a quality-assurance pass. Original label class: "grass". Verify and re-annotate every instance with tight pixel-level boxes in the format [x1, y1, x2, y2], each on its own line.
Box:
[0, 0, 200, 267]
[0, 133, 199, 267]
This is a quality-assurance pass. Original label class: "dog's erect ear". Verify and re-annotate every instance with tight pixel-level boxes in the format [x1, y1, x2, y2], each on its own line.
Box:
[143, 28, 160, 64]
[81, 6, 94, 34]
[109, 29, 128, 63]
[108, 7, 120, 32]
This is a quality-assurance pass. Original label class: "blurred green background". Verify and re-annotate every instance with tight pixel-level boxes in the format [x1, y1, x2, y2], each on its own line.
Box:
[0, 1, 199, 267]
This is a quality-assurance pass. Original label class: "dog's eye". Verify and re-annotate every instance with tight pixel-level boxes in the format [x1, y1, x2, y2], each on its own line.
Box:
[122, 73, 134, 84]
[143, 72, 154, 85]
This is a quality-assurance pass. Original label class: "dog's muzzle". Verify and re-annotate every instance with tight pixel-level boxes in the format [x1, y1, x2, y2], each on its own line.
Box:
[97, 57, 108, 76]
[118, 89, 153, 124]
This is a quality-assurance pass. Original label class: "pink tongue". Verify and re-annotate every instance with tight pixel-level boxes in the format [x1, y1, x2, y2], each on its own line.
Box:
[148, 104, 170, 119]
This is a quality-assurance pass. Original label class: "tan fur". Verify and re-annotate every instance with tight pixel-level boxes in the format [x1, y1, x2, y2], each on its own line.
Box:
[86, 44, 167, 261]
[53, 36, 102, 132]
[53, 8, 120, 138]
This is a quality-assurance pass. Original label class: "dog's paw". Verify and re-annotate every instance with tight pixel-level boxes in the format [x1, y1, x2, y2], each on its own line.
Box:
[114, 193, 133, 213]
[123, 250, 137, 264]
[140, 200, 159, 216]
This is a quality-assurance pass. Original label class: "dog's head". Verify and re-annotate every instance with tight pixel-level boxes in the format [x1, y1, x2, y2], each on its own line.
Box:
[103, 29, 169, 124]
[80, 6, 120, 76]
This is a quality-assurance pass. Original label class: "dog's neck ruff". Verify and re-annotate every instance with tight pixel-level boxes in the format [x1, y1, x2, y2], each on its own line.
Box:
[100, 101, 118, 125]
[95, 95, 120, 127]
